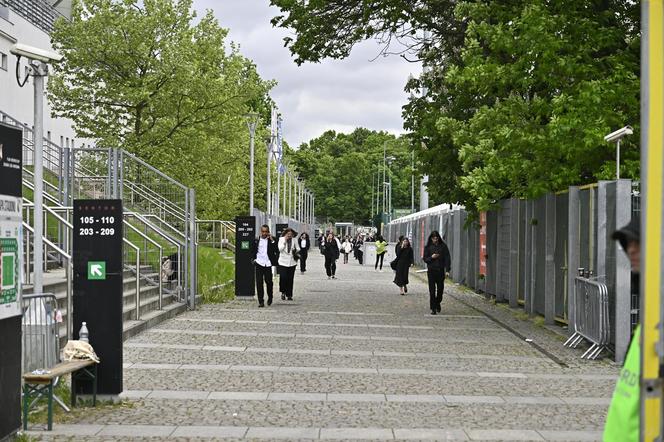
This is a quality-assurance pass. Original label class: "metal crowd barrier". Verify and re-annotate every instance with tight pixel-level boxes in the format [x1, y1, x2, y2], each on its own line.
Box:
[563, 277, 610, 360]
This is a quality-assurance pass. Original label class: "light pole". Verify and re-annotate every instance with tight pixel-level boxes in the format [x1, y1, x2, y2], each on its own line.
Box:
[411, 150, 415, 214]
[604, 126, 633, 180]
[10, 44, 63, 295]
[266, 136, 272, 216]
[245, 113, 259, 216]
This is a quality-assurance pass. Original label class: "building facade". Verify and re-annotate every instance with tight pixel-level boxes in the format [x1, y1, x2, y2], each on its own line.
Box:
[0, 0, 86, 149]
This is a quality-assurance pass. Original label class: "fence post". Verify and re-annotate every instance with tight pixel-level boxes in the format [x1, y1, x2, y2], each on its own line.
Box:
[614, 179, 632, 363]
[568, 186, 580, 335]
[452, 210, 462, 282]
[188, 188, 197, 310]
[524, 200, 535, 315]
[597, 181, 609, 281]
[545, 193, 556, 324]
[509, 199, 520, 308]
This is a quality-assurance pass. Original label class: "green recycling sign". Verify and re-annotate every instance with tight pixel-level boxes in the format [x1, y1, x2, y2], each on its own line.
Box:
[0, 238, 18, 304]
[87, 261, 106, 280]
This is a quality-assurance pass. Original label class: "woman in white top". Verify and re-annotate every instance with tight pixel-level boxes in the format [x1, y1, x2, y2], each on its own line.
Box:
[278, 228, 300, 301]
[341, 236, 353, 264]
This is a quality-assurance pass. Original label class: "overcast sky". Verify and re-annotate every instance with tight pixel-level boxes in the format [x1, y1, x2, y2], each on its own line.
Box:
[194, 0, 420, 148]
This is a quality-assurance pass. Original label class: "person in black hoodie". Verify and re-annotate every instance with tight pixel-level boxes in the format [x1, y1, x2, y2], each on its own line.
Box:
[323, 232, 340, 279]
[393, 237, 414, 295]
[422, 231, 451, 315]
[298, 232, 311, 274]
[250, 224, 280, 307]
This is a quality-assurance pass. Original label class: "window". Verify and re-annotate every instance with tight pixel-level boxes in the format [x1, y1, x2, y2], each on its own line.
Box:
[0, 52, 7, 71]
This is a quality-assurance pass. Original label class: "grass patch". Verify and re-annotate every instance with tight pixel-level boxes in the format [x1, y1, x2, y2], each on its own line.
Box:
[198, 246, 235, 304]
[533, 315, 546, 327]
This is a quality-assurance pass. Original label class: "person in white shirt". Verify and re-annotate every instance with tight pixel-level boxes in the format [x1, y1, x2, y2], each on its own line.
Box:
[250, 225, 279, 307]
[278, 228, 300, 301]
[298, 232, 311, 273]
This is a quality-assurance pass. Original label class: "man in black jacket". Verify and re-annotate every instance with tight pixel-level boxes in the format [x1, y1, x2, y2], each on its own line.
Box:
[422, 231, 451, 315]
[251, 225, 279, 307]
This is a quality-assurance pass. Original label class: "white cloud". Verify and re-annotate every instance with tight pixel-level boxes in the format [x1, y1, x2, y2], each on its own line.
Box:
[195, 0, 420, 147]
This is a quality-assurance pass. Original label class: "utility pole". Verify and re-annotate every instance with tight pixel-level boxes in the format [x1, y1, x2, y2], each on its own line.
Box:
[246, 113, 258, 216]
[411, 150, 415, 214]
[266, 137, 271, 216]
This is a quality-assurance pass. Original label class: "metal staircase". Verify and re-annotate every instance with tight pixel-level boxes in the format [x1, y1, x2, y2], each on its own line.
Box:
[0, 110, 209, 343]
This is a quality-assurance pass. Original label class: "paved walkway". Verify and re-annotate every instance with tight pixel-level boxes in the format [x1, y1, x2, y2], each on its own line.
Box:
[31, 254, 619, 441]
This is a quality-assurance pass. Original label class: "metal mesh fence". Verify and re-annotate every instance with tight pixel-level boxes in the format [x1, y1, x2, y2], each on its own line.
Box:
[387, 179, 634, 361]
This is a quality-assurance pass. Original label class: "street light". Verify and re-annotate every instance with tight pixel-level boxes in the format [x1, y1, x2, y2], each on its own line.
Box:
[245, 113, 259, 216]
[604, 126, 633, 180]
[10, 43, 63, 296]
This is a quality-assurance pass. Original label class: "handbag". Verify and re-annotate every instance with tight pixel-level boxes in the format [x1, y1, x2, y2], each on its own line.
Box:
[390, 259, 398, 271]
[293, 249, 301, 262]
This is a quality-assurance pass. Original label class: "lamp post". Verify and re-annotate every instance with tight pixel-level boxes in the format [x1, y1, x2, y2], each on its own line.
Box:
[245, 113, 259, 216]
[10, 44, 63, 295]
[266, 136, 272, 216]
[604, 126, 633, 180]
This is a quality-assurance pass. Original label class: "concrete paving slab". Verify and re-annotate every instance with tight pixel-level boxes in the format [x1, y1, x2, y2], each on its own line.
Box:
[208, 391, 269, 400]
[97, 424, 176, 437]
[147, 390, 210, 400]
[466, 429, 544, 441]
[320, 427, 394, 440]
[537, 430, 603, 441]
[170, 425, 248, 438]
[393, 428, 469, 440]
[246, 426, 320, 439]
[327, 393, 387, 402]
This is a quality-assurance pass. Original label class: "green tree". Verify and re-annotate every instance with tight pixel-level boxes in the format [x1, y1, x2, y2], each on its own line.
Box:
[270, 0, 640, 212]
[48, 0, 275, 219]
[287, 129, 417, 223]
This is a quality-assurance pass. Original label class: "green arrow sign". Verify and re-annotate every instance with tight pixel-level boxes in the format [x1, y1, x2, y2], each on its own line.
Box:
[88, 261, 106, 280]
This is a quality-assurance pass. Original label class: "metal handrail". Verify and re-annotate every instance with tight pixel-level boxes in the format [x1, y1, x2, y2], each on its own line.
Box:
[22, 222, 74, 341]
[123, 220, 163, 309]
[123, 238, 141, 320]
[124, 211, 183, 294]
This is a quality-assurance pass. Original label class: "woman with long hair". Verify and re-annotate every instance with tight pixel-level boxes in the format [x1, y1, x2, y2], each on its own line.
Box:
[277, 228, 300, 301]
[374, 234, 388, 271]
[422, 231, 451, 314]
[323, 232, 340, 279]
[393, 237, 414, 295]
[298, 232, 311, 274]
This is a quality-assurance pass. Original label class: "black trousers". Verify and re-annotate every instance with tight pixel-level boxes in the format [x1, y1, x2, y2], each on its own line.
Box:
[375, 252, 385, 270]
[324, 256, 337, 276]
[300, 250, 308, 272]
[427, 268, 445, 311]
[343, 252, 349, 264]
[255, 264, 273, 304]
[278, 265, 296, 299]
[356, 250, 363, 265]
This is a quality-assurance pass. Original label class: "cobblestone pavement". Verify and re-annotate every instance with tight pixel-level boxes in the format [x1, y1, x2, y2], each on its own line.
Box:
[28, 254, 619, 441]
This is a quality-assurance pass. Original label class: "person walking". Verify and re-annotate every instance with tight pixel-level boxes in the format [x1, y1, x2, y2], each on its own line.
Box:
[393, 237, 414, 295]
[374, 235, 388, 271]
[250, 225, 279, 308]
[341, 236, 353, 264]
[277, 228, 300, 301]
[323, 232, 340, 279]
[423, 231, 451, 315]
[395, 235, 405, 256]
[355, 235, 364, 265]
[298, 232, 311, 274]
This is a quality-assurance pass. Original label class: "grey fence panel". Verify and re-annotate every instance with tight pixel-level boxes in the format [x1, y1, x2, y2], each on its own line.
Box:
[496, 200, 511, 302]
[533, 196, 547, 316]
[554, 193, 569, 322]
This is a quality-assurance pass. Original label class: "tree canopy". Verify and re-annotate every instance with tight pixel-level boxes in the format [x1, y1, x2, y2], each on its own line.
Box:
[49, 0, 275, 219]
[271, 0, 640, 211]
[288, 128, 417, 223]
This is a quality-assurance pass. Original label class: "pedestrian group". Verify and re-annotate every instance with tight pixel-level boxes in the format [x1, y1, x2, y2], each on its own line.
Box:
[251, 224, 452, 314]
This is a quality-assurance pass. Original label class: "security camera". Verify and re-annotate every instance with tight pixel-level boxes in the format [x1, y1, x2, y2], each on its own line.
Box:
[604, 126, 633, 143]
[10, 43, 63, 63]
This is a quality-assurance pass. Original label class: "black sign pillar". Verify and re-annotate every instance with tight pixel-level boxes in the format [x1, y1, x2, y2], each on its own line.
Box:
[275, 223, 288, 240]
[0, 123, 22, 439]
[73, 199, 123, 396]
[235, 216, 256, 297]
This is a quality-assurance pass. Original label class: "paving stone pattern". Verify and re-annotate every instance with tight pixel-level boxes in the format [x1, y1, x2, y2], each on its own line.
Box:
[29, 255, 619, 441]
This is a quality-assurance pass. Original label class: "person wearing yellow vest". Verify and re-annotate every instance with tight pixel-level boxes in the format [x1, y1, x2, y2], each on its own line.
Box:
[374, 235, 388, 271]
[604, 217, 640, 441]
